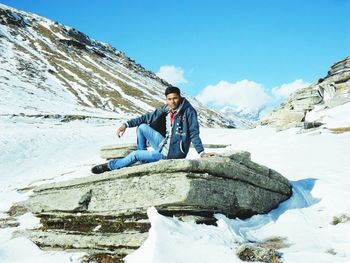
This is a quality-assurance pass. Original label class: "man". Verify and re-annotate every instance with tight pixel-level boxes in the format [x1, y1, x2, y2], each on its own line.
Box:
[91, 86, 215, 174]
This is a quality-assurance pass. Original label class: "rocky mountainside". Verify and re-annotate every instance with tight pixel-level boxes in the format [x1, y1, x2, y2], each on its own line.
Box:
[261, 56, 350, 130]
[0, 4, 230, 127]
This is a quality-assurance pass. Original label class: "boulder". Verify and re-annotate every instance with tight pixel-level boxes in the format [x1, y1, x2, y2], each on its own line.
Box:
[11, 149, 292, 258]
[236, 244, 281, 262]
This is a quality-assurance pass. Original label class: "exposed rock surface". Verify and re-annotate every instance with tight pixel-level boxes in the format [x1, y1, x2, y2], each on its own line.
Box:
[236, 236, 288, 262]
[11, 148, 291, 259]
[100, 144, 137, 160]
[100, 143, 231, 160]
[236, 244, 280, 262]
[0, 216, 19, 228]
[261, 56, 350, 130]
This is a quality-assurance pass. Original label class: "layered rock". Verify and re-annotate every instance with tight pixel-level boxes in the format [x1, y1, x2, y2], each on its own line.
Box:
[11, 149, 291, 259]
[261, 56, 350, 130]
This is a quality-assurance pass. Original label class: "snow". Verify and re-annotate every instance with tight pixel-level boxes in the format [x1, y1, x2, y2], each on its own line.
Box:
[0, 237, 85, 263]
[1, 110, 350, 262]
[2, 3, 349, 261]
[125, 126, 350, 263]
[305, 102, 350, 128]
[125, 207, 239, 263]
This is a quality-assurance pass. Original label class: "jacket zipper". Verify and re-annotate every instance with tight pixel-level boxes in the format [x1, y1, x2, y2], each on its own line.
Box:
[180, 139, 185, 154]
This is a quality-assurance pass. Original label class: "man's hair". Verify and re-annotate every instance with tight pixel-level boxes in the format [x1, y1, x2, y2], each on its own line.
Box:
[165, 86, 181, 97]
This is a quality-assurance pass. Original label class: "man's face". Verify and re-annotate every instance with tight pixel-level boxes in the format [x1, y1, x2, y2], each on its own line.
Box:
[166, 93, 181, 111]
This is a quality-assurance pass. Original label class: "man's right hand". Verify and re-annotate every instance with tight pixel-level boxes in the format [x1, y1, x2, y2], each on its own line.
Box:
[116, 123, 127, 138]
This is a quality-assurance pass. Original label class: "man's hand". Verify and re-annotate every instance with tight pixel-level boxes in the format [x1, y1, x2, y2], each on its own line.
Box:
[116, 123, 127, 138]
[201, 152, 216, 158]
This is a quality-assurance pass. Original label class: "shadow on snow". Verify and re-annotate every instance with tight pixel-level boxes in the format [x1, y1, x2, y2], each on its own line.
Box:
[215, 178, 320, 242]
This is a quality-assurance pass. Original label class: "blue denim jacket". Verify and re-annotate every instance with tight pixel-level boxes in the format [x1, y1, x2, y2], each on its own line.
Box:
[126, 97, 204, 159]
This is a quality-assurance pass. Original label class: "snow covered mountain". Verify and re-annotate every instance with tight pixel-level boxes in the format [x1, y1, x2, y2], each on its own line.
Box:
[219, 106, 260, 129]
[0, 3, 230, 127]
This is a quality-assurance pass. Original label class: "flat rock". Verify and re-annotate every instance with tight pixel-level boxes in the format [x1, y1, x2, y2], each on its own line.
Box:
[100, 143, 137, 159]
[100, 143, 231, 160]
[11, 150, 292, 258]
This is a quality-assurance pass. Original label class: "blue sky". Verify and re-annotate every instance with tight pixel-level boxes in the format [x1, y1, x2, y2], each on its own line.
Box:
[2, 0, 350, 113]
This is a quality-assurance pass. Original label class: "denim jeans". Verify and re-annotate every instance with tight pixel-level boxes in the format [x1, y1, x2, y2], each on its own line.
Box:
[108, 124, 166, 170]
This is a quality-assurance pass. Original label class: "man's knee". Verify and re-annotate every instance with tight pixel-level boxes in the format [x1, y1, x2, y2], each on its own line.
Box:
[128, 151, 139, 162]
[137, 123, 148, 133]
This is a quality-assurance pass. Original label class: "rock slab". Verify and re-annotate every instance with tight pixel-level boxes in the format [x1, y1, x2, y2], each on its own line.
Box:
[11, 150, 292, 258]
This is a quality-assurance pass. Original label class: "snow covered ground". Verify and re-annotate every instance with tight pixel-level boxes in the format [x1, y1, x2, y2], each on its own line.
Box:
[0, 110, 350, 262]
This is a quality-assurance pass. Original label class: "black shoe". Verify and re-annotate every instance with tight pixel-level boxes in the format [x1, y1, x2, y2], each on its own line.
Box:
[91, 163, 111, 174]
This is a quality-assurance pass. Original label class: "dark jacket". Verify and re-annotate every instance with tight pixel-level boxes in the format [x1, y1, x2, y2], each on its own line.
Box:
[126, 97, 204, 159]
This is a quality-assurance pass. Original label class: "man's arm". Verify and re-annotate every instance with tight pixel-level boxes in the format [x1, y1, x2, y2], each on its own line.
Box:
[187, 108, 205, 155]
[187, 108, 216, 158]
[116, 107, 165, 138]
[125, 107, 164, 128]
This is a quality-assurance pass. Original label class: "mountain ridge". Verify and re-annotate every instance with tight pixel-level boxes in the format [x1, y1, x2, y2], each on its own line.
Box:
[0, 3, 232, 127]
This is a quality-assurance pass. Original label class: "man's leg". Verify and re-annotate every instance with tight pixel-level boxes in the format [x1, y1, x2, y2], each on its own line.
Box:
[108, 150, 165, 170]
[92, 124, 165, 174]
[137, 123, 165, 151]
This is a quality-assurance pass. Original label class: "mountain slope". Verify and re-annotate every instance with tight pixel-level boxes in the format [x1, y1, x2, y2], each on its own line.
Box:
[0, 3, 230, 127]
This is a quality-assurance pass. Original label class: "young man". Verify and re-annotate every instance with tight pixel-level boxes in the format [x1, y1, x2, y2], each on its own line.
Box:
[91, 86, 215, 174]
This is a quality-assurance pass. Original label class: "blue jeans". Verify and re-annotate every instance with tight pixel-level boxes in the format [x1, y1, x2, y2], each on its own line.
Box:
[108, 124, 166, 170]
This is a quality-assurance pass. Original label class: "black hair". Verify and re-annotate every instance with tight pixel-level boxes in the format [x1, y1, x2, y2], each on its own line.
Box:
[165, 86, 181, 97]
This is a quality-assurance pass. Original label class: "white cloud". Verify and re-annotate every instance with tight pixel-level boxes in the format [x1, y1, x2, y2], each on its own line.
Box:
[156, 65, 187, 86]
[196, 80, 272, 112]
[271, 79, 310, 98]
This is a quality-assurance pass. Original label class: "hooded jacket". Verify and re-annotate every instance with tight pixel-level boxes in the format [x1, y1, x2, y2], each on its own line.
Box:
[125, 97, 204, 159]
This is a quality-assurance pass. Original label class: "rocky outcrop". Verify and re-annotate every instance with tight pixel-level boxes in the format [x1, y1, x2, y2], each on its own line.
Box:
[10, 148, 291, 259]
[0, 7, 30, 28]
[261, 56, 350, 130]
